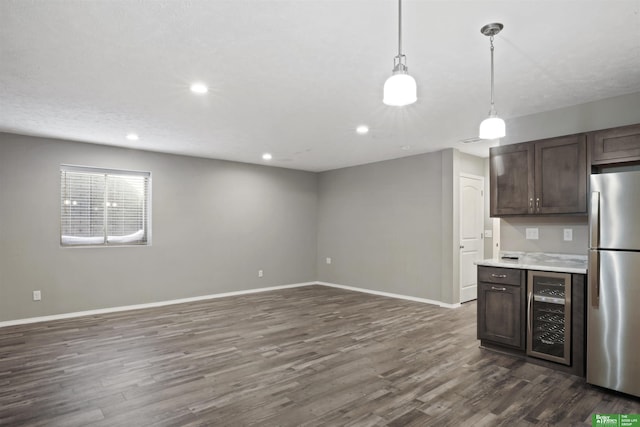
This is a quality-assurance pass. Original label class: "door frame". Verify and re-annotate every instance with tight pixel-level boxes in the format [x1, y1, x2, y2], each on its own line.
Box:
[459, 172, 485, 303]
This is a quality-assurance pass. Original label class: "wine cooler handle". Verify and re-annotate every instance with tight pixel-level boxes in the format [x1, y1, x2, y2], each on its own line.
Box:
[527, 289, 533, 338]
[590, 251, 599, 308]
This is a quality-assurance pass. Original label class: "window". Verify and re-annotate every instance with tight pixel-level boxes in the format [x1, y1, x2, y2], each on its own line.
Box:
[60, 165, 151, 246]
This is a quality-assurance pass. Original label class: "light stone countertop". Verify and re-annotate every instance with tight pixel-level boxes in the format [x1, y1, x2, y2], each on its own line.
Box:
[475, 251, 588, 274]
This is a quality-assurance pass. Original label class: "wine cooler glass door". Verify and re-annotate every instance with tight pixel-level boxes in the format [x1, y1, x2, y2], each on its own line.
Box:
[527, 271, 572, 365]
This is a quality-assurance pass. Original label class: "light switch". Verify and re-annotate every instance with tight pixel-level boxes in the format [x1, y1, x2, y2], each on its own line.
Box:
[484, 229, 493, 238]
[526, 228, 539, 240]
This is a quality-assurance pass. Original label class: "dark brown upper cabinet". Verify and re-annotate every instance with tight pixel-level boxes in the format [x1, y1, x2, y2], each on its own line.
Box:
[490, 134, 587, 217]
[490, 143, 534, 216]
[590, 123, 640, 166]
[534, 135, 587, 214]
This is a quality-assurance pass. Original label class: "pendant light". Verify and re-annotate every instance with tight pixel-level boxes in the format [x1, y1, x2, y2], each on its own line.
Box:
[383, 0, 417, 106]
[479, 23, 505, 139]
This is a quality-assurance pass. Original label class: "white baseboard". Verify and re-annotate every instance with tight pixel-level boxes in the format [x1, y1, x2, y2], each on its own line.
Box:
[0, 280, 461, 328]
[316, 281, 461, 309]
[0, 282, 317, 328]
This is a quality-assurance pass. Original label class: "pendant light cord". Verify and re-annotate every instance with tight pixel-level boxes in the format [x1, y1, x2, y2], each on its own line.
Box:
[489, 35, 495, 111]
[398, 0, 403, 56]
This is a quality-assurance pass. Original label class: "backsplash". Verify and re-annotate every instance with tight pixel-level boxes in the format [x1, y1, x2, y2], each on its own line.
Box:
[500, 216, 589, 255]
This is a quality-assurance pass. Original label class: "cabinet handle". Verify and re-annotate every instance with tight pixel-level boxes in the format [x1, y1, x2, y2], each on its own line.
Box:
[490, 274, 507, 278]
[491, 286, 507, 291]
[529, 198, 533, 212]
[536, 281, 562, 287]
[536, 197, 540, 212]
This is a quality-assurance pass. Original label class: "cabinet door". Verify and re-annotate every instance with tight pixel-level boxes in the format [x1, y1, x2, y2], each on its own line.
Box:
[490, 143, 534, 216]
[534, 134, 587, 214]
[591, 123, 640, 165]
[477, 281, 524, 349]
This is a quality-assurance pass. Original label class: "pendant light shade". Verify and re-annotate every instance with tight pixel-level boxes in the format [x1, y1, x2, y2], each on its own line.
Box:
[479, 115, 506, 140]
[383, 72, 417, 106]
[479, 23, 505, 139]
[383, 0, 417, 106]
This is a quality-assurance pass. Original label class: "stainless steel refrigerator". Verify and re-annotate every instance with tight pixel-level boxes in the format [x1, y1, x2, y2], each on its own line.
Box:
[588, 170, 640, 397]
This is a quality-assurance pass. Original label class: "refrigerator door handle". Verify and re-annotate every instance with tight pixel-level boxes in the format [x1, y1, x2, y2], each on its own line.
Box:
[590, 191, 600, 249]
[590, 250, 599, 308]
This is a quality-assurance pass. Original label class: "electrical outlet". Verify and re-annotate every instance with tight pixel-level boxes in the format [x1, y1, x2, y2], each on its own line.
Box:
[525, 228, 539, 240]
[326, 257, 332, 265]
[33, 290, 41, 301]
[564, 228, 573, 241]
[258, 270, 263, 278]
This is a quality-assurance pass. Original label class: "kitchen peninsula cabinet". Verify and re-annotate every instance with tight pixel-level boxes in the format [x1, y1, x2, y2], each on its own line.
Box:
[490, 134, 587, 216]
[590, 123, 640, 166]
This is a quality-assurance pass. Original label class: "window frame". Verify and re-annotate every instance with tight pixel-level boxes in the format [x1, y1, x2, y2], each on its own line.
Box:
[60, 164, 152, 248]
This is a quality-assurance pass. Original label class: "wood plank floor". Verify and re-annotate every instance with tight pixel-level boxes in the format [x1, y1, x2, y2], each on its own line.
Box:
[0, 285, 638, 426]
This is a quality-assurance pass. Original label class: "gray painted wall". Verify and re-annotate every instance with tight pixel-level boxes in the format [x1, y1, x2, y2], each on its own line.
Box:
[1, 93, 638, 321]
[316, 150, 449, 302]
[316, 148, 481, 305]
[441, 149, 457, 304]
[459, 152, 485, 177]
[0, 133, 318, 321]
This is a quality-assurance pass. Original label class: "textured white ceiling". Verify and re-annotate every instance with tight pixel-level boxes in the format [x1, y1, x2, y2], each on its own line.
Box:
[1, 1, 639, 171]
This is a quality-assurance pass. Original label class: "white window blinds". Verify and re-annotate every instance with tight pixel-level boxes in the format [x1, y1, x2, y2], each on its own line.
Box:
[60, 165, 151, 246]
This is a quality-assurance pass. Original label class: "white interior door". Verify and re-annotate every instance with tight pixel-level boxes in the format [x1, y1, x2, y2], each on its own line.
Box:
[459, 174, 485, 303]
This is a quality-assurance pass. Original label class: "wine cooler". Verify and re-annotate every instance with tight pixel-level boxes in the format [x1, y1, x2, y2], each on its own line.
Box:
[527, 271, 572, 365]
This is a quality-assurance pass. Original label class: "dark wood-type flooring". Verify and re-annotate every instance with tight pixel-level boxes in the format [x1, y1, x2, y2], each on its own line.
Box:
[1, 285, 638, 426]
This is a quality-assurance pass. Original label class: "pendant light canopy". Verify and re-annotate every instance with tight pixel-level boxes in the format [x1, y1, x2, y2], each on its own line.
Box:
[479, 23, 505, 140]
[383, 0, 417, 106]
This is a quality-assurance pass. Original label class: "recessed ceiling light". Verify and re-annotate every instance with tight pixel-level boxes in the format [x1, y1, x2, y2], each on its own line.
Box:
[126, 133, 139, 141]
[356, 125, 369, 135]
[401, 145, 411, 151]
[262, 153, 273, 161]
[190, 83, 208, 94]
